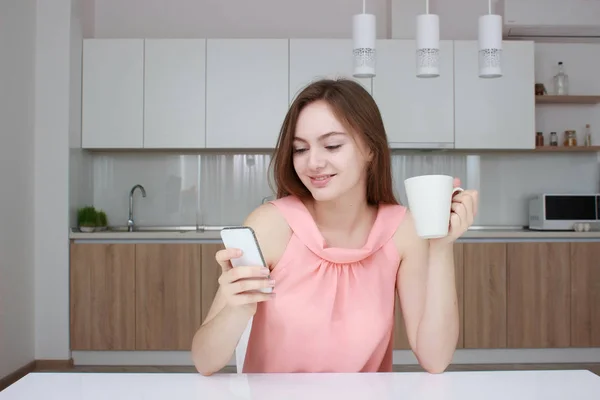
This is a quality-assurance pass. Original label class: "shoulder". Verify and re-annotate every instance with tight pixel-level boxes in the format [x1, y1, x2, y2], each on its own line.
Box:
[243, 201, 292, 269]
[392, 209, 428, 260]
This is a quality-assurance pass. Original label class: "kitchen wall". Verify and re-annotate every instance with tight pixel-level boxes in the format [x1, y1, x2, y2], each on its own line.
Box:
[0, 0, 37, 378]
[87, 0, 391, 39]
[69, 0, 93, 226]
[35, 0, 87, 362]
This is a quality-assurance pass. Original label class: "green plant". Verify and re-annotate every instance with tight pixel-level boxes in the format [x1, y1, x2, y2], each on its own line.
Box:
[77, 206, 97, 227]
[96, 210, 108, 227]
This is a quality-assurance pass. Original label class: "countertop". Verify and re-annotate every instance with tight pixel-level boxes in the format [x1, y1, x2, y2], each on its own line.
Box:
[2, 370, 600, 399]
[69, 226, 600, 241]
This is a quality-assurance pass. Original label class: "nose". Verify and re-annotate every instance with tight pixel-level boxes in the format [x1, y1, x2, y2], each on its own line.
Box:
[307, 148, 326, 171]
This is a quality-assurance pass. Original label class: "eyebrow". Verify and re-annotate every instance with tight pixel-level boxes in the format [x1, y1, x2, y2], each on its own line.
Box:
[294, 131, 345, 143]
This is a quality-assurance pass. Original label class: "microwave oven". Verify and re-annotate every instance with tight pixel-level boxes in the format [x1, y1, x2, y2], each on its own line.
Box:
[528, 194, 600, 230]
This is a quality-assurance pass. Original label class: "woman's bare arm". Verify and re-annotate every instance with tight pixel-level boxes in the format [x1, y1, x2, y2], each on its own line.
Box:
[191, 203, 291, 375]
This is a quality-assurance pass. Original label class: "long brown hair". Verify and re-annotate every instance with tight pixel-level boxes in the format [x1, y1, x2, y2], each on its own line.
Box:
[269, 78, 398, 206]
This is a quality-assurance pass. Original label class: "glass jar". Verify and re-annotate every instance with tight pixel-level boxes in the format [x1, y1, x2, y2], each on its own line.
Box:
[564, 130, 577, 147]
[550, 132, 558, 146]
[535, 132, 544, 147]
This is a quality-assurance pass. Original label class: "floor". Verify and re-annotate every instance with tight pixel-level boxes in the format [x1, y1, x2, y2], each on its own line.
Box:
[33, 363, 600, 377]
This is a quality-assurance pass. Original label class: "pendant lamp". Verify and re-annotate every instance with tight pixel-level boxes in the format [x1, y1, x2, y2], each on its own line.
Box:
[478, 0, 502, 78]
[353, 0, 376, 78]
[416, 0, 440, 78]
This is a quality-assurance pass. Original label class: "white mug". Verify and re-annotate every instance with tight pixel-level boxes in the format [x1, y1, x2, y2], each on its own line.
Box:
[404, 174, 463, 239]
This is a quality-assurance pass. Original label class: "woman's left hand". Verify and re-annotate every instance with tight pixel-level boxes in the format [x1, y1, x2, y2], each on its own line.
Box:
[434, 178, 479, 245]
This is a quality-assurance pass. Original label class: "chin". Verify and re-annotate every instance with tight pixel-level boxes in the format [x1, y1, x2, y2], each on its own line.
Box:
[308, 189, 339, 202]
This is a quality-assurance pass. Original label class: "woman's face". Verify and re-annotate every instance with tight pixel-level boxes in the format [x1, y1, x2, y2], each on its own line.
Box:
[292, 100, 372, 203]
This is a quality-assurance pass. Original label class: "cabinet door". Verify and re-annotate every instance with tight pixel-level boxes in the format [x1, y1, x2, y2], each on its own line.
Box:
[82, 39, 144, 148]
[373, 40, 454, 149]
[454, 40, 535, 149]
[570, 242, 600, 347]
[144, 39, 206, 148]
[507, 242, 571, 348]
[289, 39, 372, 103]
[70, 243, 136, 350]
[463, 243, 507, 348]
[206, 39, 289, 148]
[135, 244, 202, 350]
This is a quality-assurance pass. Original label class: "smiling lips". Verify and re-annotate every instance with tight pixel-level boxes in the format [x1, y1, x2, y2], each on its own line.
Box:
[309, 174, 336, 188]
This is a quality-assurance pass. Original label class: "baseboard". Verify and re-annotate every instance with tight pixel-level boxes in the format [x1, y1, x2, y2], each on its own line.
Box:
[0, 361, 36, 392]
[35, 358, 74, 370]
[0, 358, 74, 392]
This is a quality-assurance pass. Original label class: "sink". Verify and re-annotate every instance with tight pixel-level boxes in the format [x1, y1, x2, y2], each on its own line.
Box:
[105, 226, 198, 233]
[73, 225, 238, 234]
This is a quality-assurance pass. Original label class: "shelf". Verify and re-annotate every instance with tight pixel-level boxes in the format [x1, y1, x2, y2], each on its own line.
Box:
[534, 146, 600, 152]
[535, 95, 600, 104]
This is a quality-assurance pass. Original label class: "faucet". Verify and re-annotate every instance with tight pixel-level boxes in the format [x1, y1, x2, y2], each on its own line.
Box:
[128, 184, 146, 232]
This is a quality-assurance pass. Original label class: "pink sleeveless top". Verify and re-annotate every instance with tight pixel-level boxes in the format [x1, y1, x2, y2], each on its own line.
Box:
[243, 195, 407, 373]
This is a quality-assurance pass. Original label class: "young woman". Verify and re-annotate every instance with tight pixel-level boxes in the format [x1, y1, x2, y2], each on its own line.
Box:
[191, 78, 478, 376]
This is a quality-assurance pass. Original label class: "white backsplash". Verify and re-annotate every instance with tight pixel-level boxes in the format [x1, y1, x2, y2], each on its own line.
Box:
[87, 150, 599, 228]
[88, 151, 466, 228]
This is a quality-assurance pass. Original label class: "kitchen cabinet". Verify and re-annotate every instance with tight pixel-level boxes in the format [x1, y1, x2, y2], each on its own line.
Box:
[463, 243, 507, 348]
[82, 39, 144, 149]
[135, 244, 202, 350]
[453, 40, 535, 149]
[570, 243, 600, 347]
[205, 39, 289, 148]
[143, 39, 206, 148]
[70, 243, 136, 350]
[70, 241, 600, 352]
[372, 40, 454, 149]
[289, 39, 372, 103]
[507, 242, 571, 348]
[70, 242, 205, 351]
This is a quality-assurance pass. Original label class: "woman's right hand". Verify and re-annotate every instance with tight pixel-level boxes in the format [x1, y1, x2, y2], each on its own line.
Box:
[215, 248, 275, 314]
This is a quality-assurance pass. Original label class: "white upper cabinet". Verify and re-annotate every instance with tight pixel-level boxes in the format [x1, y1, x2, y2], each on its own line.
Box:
[143, 39, 206, 148]
[82, 39, 144, 148]
[372, 40, 455, 148]
[205, 39, 289, 148]
[289, 39, 372, 103]
[454, 40, 535, 149]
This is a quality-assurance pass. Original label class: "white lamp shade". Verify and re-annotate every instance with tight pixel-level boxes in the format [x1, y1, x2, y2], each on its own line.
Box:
[416, 14, 440, 78]
[353, 13, 376, 78]
[478, 14, 503, 78]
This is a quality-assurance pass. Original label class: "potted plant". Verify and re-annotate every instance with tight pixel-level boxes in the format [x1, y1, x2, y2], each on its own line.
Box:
[77, 206, 97, 232]
[95, 210, 108, 231]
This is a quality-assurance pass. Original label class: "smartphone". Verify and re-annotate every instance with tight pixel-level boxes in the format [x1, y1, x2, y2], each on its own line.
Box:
[220, 226, 273, 293]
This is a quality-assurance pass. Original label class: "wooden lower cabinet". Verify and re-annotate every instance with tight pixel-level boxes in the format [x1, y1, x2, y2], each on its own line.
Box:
[570, 242, 600, 347]
[70, 242, 204, 351]
[70, 240, 600, 352]
[507, 242, 571, 348]
[135, 244, 202, 350]
[70, 243, 136, 350]
[463, 243, 507, 348]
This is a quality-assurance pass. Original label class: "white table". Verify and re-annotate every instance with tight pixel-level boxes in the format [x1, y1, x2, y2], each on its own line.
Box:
[2, 370, 600, 399]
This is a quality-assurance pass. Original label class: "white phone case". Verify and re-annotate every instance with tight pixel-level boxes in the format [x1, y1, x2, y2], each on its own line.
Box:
[220, 226, 273, 293]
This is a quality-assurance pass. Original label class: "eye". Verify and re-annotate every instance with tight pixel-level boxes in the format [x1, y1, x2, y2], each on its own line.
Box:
[326, 145, 342, 151]
[293, 148, 307, 154]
